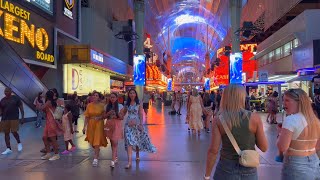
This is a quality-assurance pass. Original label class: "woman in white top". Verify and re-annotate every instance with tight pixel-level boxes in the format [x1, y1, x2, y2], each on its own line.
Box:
[277, 88, 320, 180]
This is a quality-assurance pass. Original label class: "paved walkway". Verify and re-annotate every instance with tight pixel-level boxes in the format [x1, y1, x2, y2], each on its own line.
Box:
[0, 104, 283, 180]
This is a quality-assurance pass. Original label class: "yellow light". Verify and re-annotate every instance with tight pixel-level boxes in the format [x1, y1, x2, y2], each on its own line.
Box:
[20, 19, 35, 48]
[35, 28, 49, 51]
[4, 12, 20, 43]
[0, 10, 3, 36]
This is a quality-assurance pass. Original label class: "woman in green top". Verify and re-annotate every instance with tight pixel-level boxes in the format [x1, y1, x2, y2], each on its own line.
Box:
[204, 84, 268, 180]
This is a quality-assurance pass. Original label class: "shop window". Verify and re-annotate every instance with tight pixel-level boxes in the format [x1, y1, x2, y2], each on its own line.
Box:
[268, 51, 274, 63]
[275, 47, 282, 60]
[283, 42, 292, 56]
[293, 39, 299, 48]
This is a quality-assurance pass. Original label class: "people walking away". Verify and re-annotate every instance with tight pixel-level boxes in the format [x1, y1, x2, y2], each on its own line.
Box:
[82, 92, 108, 167]
[277, 88, 320, 180]
[61, 104, 76, 155]
[267, 92, 278, 124]
[203, 92, 213, 133]
[34, 92, 45, 128]
[204, 84, 268, 180]
[0, 87, 24, 155]
[104, 93, 124, 168]
[142, 90, 151, 116]
[69, 94, 80, 133]
[122, 89, 156, 169]
[36, 91, 63, 161]
[176, 91, 183, 115]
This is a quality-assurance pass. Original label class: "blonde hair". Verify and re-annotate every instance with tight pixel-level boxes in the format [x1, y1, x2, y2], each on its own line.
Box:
[219, 84, 249, 127]
[284, 89, 320, 138]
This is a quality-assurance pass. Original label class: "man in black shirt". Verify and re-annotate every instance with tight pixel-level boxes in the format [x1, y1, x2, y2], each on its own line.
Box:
[0, 88, 24, 155]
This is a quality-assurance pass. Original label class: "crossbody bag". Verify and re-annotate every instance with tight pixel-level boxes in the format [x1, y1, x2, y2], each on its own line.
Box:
[219, 114, 260, 168]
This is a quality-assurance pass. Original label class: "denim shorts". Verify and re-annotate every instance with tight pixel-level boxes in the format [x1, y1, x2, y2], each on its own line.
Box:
[282, 153, 320, 180]
[213, 158, 258, 180]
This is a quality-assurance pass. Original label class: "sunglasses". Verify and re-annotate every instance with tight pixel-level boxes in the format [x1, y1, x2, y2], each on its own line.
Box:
[288, 89, 299, 98]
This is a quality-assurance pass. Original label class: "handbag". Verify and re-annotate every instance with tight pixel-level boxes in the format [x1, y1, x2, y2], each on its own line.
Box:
[50, 106, 64, 120]
[219, 114, 260, 168]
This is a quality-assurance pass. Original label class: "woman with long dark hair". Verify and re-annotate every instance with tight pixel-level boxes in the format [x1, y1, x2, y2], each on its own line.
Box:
[104, 93, 124, 168]
[36, 91, 64, 161]
[122, 89, 156, 169]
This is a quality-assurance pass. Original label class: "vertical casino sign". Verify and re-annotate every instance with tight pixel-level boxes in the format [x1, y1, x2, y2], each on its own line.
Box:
[133, 55, 146, 86]
[63, 0, 74, 19]
[229, 52, 243, 84]
[0, 0, 55, 65]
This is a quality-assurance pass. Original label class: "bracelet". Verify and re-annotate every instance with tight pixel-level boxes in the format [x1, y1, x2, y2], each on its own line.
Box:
[204, 175, 210, 180]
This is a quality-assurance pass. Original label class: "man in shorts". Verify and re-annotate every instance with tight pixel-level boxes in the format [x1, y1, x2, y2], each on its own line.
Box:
[142, 90, 151, 116]
[0, 87, 24, 155]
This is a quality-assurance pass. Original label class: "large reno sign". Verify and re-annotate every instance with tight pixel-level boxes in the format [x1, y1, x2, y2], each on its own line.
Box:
[0, 0, 54, 64]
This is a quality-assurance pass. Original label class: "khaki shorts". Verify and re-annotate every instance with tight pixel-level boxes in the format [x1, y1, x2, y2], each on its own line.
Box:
[0, 120, 19, 133]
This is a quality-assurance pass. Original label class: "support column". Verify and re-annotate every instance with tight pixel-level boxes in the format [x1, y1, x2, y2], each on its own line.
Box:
[278, 84, 283, 111]
[134, 0, 145, 99]
[230, 0, 242, 53]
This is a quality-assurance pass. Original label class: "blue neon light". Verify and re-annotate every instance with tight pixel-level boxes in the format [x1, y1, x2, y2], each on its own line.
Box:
[204, 78, 210, 91]
[230, 53, 243, 84]
[167, 78, 173, 91]
[133, 55, 146, 86]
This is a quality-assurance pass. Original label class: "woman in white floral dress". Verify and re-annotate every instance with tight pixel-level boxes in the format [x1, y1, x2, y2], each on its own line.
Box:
[122, 89, 156, 169]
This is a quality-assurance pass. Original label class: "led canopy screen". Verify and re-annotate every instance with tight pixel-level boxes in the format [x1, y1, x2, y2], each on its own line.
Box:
[133, 55, 146, 86]
[229, 53, 243, 84]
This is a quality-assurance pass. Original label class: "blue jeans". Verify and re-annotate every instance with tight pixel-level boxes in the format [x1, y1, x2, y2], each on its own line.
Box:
[214, 158, 258, 180]
[36, 111, 45, 127]
[282, 153, 320, 180]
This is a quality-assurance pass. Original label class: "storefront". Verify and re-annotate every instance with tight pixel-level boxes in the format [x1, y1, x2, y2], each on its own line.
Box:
[63, 64, 111, 95]
[61, 45, 129, 96]
[110, 79, 125, 92]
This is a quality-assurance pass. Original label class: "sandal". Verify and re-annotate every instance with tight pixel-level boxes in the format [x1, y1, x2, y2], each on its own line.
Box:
[125, 163, 132, 169]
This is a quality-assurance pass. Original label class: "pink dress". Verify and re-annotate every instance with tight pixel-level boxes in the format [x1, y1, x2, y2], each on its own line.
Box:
[188, 95, 204, 131]
[62, 112, 72, 141]
[43, 105, 64, 138]
[105, 104, 124, 141]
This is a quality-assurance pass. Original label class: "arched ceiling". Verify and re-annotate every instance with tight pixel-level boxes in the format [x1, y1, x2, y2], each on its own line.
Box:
[128, 0, 247, 81]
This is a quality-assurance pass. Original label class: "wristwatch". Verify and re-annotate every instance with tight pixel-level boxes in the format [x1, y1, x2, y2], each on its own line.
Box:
[204, 175, 210, 180]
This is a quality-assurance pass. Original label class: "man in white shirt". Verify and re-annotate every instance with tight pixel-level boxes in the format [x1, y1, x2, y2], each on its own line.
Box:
[142, 90, 151, 115]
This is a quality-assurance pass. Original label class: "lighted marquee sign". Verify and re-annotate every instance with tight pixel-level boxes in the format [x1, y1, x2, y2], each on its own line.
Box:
[63, 0, 75, 19]
[217, 44, 257, 57]
[230, 53, 243, 84]
[133, 55, 146, 86]
[0, 0, 54, 65]
[25, 0, 53, 15]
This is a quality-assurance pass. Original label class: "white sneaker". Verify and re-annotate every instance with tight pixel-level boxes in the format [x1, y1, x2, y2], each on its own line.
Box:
[1, 148, 12, 155]
[41, 154, 51, 160]
[110, 161, 115, 168]
[92, 159, 98, 167]
[17, 143, 23, 152]
[49, 154, 60, 161]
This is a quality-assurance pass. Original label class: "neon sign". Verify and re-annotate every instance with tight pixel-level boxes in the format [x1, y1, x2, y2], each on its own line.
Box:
[0, 0, 54, 63]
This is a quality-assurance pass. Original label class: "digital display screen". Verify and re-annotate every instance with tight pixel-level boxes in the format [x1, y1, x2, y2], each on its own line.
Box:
[230, 53, 243, 84]
[167, 78, 172, 91]
[25, 0, 53, 15]
[133, 55, 146, 86]
[204, 78, 210, 91]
